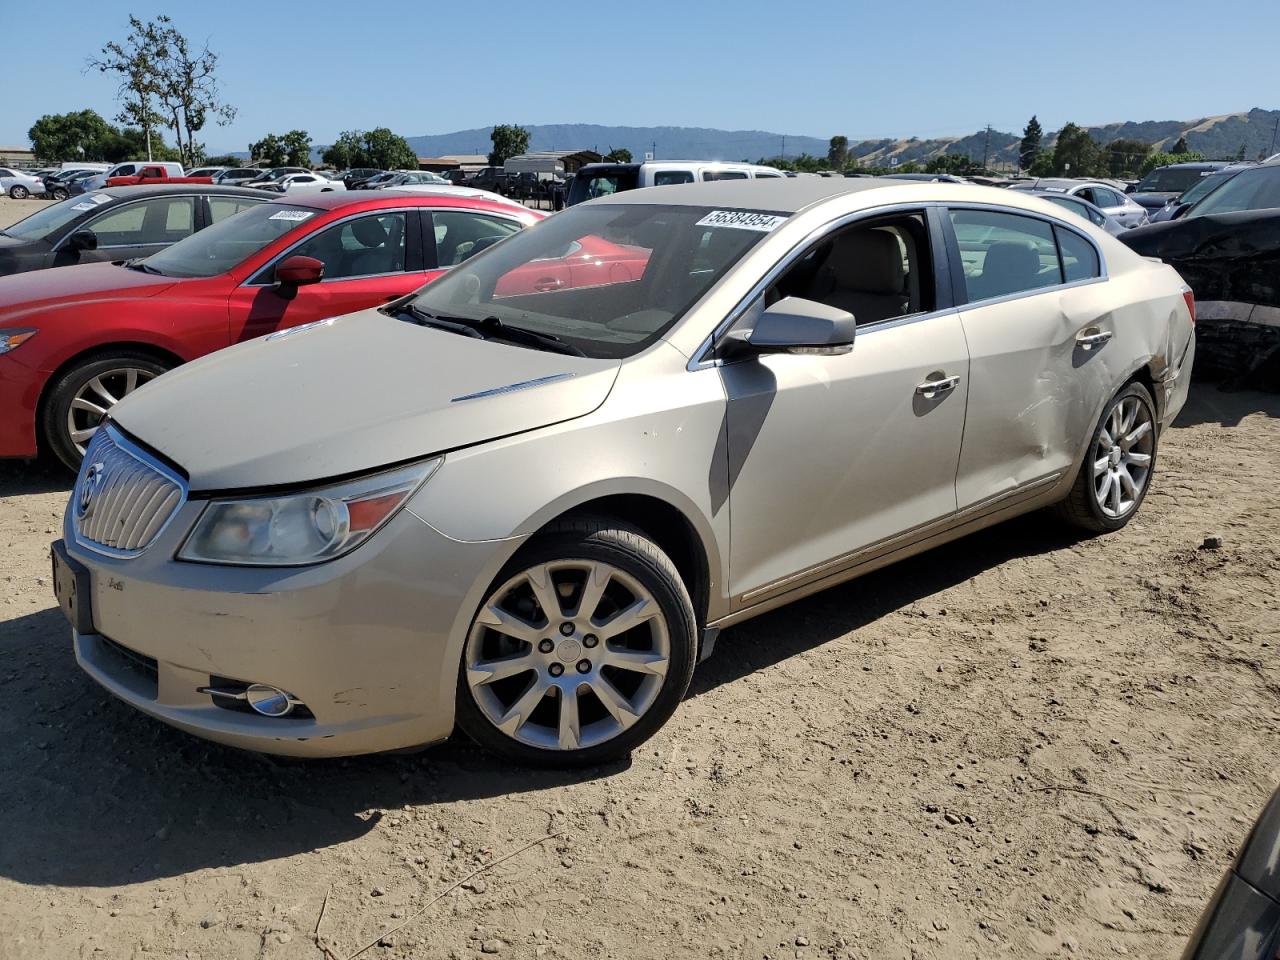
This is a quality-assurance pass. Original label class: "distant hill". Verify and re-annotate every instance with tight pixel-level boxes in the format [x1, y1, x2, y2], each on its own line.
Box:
[304, 109, 1279, 168]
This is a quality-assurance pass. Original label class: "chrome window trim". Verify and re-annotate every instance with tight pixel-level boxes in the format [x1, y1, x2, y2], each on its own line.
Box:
[71, 423, 190, 560]
[686, 201, 947, 370]
[51, 194, 204, 253]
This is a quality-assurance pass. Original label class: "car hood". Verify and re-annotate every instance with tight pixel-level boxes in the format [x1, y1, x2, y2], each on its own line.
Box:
[0, 261, 179, 319]
[110, 309, 622, 491]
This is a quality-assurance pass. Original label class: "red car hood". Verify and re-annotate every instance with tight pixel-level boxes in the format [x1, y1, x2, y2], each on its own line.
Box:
[0, 261, 179, 322]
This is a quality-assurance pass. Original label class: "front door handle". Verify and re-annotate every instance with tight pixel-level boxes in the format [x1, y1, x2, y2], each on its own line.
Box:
[1076, 328, 1113, 350]
[533, 277, 564, 292]
[915, 374, 960, 398]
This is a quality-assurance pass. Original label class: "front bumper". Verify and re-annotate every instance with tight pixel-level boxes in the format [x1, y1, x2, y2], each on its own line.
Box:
[61, 495, 517, 757]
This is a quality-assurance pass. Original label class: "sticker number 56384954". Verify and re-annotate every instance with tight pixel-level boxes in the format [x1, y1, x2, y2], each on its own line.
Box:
[695, 210, 788, 232]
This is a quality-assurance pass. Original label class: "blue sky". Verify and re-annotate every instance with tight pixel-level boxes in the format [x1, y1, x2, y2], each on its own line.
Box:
[3, 0, 1277, 152]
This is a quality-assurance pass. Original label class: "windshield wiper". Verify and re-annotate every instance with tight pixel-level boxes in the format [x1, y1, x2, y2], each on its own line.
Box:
[397, 306, 585, 356]
[123, 258, 165, 275]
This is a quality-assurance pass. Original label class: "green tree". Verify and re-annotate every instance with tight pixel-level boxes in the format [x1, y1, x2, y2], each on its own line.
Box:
[1170, 135, 1189, 154]
[1052, 122, 1102, 177]
[604, 146, 632, 163]
[1019, 115, 1043, 171]
[827, 135, 849, 170]
[1139, 151, 1207, 177]
[87, 16, 165, 161]
[361, 128, 417, 169]
[488, 124, 530, 166]
[100, 126, 180, 162]
[148, 16, 236, 166]
[202, 153, 242, 167]
[1236, 142, 1248, 161]
[251, 133, 287, 167]
[895, 160, 922, 174]
[1106, 138, 1152, 177]
[28, 110, 113, 161]
[926, 152, 981, 176]
[1029, 149, 1054, 177]
[321, 130, 369, 169]
[281, 130, 312, 167]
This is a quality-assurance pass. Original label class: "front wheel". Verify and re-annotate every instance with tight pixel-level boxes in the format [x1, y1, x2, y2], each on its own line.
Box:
[51, 187, 69, 200]
[9, 185, 29, 199]
[41, 351, 171, 470]
[455, 520, 697, 767]
[1056, 381, 1158, 532]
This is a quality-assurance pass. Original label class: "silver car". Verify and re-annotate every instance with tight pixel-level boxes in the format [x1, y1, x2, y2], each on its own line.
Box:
[1030, 190, 1128, 235]
[1010, 178, 1149, 228]
[0, 167, 46, 199]
[52, 179, 1196, 766]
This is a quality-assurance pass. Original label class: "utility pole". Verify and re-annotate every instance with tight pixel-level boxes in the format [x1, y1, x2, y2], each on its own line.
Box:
[1270, 118, 1279, 157]
[781, 135, 786, 159]
[652, 140, 657, 160]
[982, 124, 992, 170]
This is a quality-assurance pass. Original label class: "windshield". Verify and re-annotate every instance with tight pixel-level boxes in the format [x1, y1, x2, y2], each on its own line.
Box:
[567, 170, 639, 206]
[1186, 164, 1280, 218]
[1175, 170, 1234, 206]
[142, 204, 320, 278]
[408, 203, 777, 360]
[1135, 166, 1211, 194]
[2, 196, 105, 240]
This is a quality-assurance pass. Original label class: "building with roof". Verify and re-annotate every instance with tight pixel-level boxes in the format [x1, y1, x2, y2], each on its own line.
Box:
[0, 146, 37, 168]
[416, 154, 488, 173]
[503, 150, 603, 175]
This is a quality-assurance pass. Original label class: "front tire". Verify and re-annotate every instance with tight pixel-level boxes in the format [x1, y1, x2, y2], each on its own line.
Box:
[455, 519, 697, 767]
[9, 185, 29, 199]
[1056, 381, 1158, 532]
[51, 187, 69, 200]
[41, 351, 171, 471]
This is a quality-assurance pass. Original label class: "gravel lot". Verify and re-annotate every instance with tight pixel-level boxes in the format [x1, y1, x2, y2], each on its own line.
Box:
[0, 194, 1278, 959]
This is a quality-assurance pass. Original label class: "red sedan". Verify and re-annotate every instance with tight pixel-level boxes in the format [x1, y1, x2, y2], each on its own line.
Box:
[0, 191, 542, 468]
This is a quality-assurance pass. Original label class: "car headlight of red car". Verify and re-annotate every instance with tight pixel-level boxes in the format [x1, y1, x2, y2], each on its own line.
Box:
[178, 458, 441, 566]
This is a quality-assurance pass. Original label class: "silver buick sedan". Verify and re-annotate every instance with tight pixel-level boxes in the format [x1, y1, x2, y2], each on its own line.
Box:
[52, 178, 1196, 766]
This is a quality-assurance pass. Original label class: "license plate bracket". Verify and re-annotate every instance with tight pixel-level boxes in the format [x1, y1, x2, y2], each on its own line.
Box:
[51, 540, 94, 635]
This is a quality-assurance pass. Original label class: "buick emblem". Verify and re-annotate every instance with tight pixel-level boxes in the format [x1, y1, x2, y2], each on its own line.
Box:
[78, 462, 105, 517]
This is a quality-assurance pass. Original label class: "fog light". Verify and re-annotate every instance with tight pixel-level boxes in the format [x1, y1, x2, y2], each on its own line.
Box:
[245, 683, 294, 717]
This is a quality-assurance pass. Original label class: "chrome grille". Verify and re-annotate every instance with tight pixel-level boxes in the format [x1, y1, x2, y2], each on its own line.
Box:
[72, 425, 186, 556]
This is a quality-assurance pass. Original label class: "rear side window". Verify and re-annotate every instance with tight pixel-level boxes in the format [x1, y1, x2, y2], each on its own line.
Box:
[652, 170, 694, 186]
[949, 209, 1061, 302]
[1055, 227, 1101, 283]
[567, 170, 639, 205]
[208, 196, 263, 223]
[87, 196, 196, 246]
[430, 210, 521, 267]
[702, 170, 748, 181]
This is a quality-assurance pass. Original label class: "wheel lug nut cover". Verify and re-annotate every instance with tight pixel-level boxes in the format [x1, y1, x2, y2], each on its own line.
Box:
[549, 663, 564, 677]
[538, 639, 553, 653]
[576, 659, 591, 673]
[559, 622, 574, 636]
[583, 634, 598, 648]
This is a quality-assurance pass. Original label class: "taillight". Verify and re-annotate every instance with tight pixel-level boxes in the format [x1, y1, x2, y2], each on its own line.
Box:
[1181, 287, 1196, 325]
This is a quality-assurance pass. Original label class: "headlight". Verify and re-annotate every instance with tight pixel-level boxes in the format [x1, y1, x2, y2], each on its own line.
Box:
[178, 458, 441, 566]
[0, 328, 37, 355]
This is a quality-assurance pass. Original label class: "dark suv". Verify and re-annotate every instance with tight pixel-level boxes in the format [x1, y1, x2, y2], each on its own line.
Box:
[1128, 161, 1230, 213]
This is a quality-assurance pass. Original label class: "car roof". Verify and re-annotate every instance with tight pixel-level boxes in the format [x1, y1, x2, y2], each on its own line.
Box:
[96, 184, 271, 200]
[596, 176, 910, 212]
[270, 189, 538, 215]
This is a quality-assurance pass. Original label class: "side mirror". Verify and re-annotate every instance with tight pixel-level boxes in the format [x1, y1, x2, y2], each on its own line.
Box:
[67, 229, 98, 253]
[1124, 184, 1136, 194]
[731, 296, 856, 357]
[275, 255, 324, 289]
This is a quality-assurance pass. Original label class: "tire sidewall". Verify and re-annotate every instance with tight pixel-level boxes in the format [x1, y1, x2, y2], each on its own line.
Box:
[1081, 382, 1159, 531]
[10, 186, 28, 199]
[41, 353, 170, 471]
[454, 526, 697, 767]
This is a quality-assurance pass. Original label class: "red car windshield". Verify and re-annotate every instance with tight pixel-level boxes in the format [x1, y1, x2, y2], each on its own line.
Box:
[142, 204, 321, 278]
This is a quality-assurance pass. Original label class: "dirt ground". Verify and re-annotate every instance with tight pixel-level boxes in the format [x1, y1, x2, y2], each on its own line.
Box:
[0, 194, 1278, 959]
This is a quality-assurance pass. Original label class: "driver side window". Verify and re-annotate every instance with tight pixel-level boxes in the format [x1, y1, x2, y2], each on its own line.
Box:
[287, 212, 407, 280]
[429, 211, 521, 267]
[766, 212, 934, 327]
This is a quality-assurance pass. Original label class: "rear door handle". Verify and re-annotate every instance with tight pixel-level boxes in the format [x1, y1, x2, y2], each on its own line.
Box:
[1076, 328, 1113, 350]
[915, 374, 960, 398]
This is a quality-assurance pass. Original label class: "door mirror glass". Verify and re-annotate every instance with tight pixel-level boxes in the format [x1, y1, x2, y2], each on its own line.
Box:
[743, 296, 856, 356]
[275, 255, 324, 288]
[67, 229, 97, 252]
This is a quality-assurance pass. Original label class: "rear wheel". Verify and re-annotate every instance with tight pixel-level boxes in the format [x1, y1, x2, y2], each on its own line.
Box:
[455, 520, 697, 767]
[41, 351, 171, 470]
[9, 185, 29, 199]
[51, 187, 69, 200]
[1056, 381, 1158, 532]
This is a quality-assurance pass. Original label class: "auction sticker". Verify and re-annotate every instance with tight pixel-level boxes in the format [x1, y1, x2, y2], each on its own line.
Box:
[696, 210, 787, 232]
[71, 202, 96, 211]
[88, 194, 112, 205]
[268, 210, 315, 222]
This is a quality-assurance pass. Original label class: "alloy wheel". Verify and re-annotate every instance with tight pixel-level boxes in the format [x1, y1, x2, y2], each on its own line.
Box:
[66, 366, 158, 454]
[1092, 394, 1154, 519]
[464, 559, 671, 752]
[10, 186, 29, 199]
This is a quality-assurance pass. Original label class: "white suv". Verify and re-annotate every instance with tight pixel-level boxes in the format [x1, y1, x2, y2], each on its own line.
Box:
[566, 160, 784, 205]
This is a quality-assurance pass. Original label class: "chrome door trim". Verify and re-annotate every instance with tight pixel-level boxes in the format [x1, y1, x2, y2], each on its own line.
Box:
[730, 469, 1065, 611]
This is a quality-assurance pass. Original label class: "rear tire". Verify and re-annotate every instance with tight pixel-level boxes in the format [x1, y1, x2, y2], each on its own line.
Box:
[1055, 381, 1158, 533]
[455, 518, 697, 767]
[9, 186, 29, 199]
[51, 187, 69, 200]
[41, 351, 172, 471]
